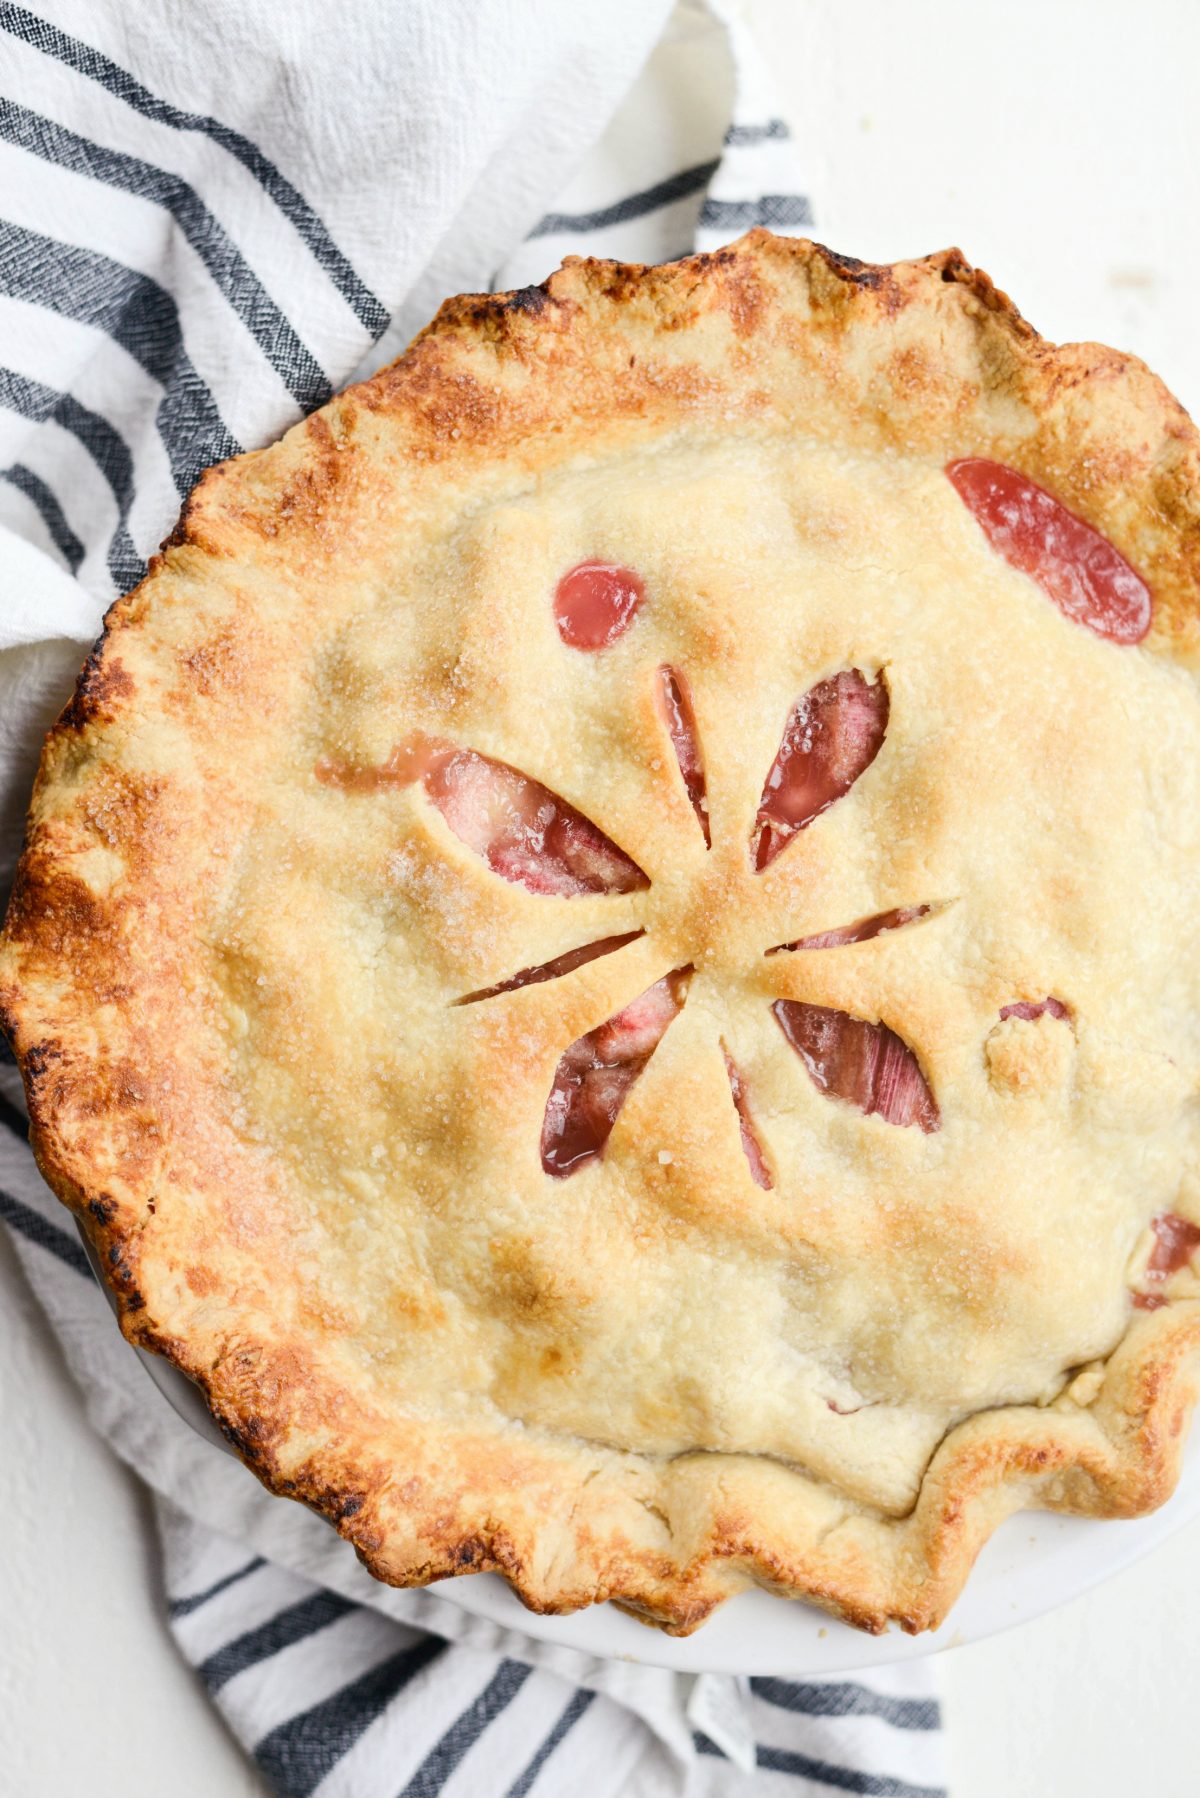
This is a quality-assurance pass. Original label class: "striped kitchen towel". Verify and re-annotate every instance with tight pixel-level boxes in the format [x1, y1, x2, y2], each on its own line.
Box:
[0, 1, 947, 1793]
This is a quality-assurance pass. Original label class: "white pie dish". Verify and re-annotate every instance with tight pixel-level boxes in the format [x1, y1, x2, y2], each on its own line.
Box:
[81, 1226, 1200, 1675]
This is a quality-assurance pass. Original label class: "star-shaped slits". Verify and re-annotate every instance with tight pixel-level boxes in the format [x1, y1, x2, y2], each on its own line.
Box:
[317, 641, 944, 1189]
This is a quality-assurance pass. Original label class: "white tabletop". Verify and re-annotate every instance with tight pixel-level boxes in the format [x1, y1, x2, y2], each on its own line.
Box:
[4, 2, 1200, 1792]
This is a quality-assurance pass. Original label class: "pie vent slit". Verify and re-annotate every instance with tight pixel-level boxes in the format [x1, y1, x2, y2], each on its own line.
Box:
[752, 670, 889, 871]
[317, 736, 647, 897]
[540, 968, 692, 1177]
[454, 931, 646, 1005]
[657, 664, 710, 847]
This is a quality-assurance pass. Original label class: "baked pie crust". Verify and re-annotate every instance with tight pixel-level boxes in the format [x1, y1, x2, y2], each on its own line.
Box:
[3, 231, 1200, 1636]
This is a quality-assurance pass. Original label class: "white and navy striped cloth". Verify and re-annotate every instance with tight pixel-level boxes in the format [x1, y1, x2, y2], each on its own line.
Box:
[0, 2, 947, 1792]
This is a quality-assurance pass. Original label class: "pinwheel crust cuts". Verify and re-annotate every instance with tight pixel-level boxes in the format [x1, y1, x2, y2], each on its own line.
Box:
[3, 231, 1200, 1636]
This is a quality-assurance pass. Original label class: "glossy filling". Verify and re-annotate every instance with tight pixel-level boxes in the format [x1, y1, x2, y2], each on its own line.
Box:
[1134, 1212, 1200, 1310]
[773, 999, 940, 1132]
[723, 1049, 772, 1188]
[946, 458, 1151, 645]
[318, 738, 647, 897]
[753, 670, 888, 870]
[767, 905, 932, 955]
[554, 561, 645, 649]
[540, 970, 690, 1176]
[657, 666, 710, 845]
[456, 931, 644, 1004]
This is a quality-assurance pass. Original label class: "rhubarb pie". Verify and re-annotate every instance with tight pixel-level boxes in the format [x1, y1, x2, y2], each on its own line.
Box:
[3, 232, 1200, 1635]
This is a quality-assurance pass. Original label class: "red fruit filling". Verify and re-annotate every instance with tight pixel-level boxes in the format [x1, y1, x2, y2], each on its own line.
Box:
[998, 997, 1070, 1023]
[1133, 1212, 1200, 1310]
[767, 905, 932, 955]
[723, 1049, 772, 1188]
[540, 969, 690, 1176]
[318, 737, 647, 897]
[753, 670, 888, 871]
[946, 458, 1151, 645]
[772, 1000, 939, 1132]
[657, 666, 710, 846]
[554, 562, 645, 649]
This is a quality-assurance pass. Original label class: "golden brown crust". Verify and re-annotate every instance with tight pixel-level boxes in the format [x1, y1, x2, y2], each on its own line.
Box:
[3, 232, 1200, 1635]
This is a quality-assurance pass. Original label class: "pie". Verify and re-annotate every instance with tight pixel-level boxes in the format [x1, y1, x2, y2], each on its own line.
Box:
[3, 231, 1200, 1637]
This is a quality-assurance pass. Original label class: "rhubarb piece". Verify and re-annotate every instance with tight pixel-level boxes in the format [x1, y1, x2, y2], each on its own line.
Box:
[319, 737, 647, 897]
[998, 997, 1069, 1023]
[1134, 1212, 1200, 1310]
[723, 1048, 772, 1188]
[753, 671, 888, 870]
[767, 905, 932, 955]
[772, 999, 939, 1132]
[657, 666, 710, 846]
[540, 969, 690, 1175]
[455, 932, 645, 1004]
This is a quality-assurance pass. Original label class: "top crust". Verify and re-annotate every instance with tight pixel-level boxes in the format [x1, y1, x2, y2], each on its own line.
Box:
[2, 232, 1200, 1635]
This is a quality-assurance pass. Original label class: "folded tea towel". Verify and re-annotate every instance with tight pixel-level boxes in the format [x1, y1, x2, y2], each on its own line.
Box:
[0, 2, 947, 1792]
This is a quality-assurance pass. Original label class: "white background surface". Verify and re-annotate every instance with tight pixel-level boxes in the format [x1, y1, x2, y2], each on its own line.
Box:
[3, 2, 1200, 1793]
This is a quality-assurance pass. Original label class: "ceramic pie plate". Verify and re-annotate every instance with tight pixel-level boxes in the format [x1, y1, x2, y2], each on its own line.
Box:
[81, 1228, 1200, 1675]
